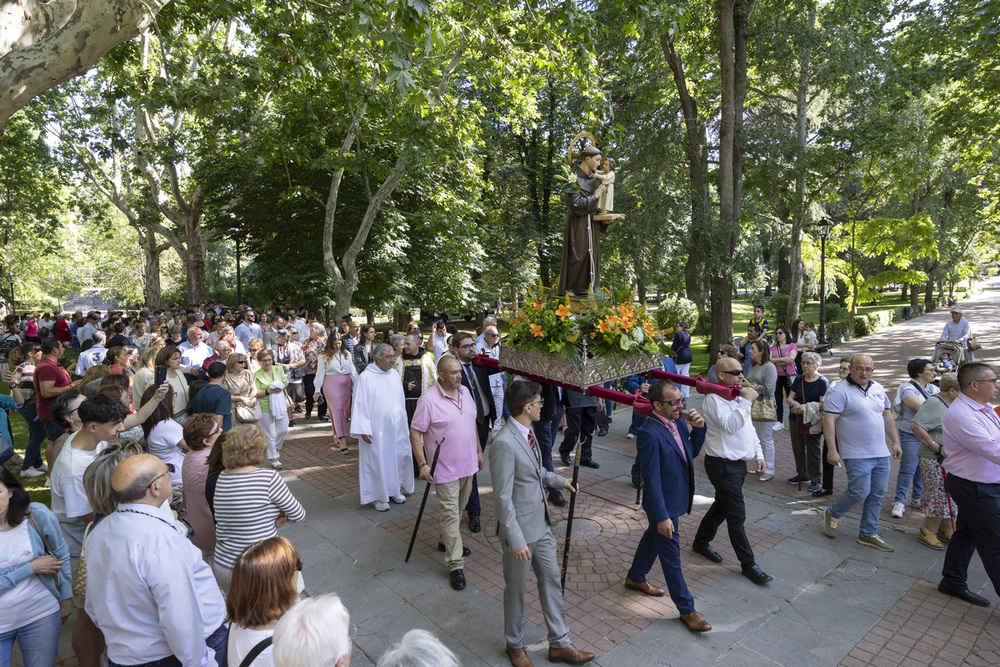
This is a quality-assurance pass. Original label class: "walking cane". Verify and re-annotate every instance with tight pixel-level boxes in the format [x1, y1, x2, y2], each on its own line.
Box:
[635, 464, 642, 505]
[560, 440, 585, 593]
[405, 439, 444, 563]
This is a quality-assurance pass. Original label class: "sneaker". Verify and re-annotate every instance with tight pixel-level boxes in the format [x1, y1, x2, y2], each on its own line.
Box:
[891, 502, 905, 518]
[759, 474, 773, 482]
[772, 422, 784, 431]
[857, 534, 894, 552]
[293, 407, 304, 414]
[626, 433, 636, 440]
[911, 497, 922, 510]
[372, 501, 390, 512]
[271, 459, 283, 469]
[808, 482, 822, 493]
[822, 509, 838, 538]
[37, 463, 48, 473]
[390, 495, 406, 504]
[20, 467, 45, 478]
[788, 476, 810, 485]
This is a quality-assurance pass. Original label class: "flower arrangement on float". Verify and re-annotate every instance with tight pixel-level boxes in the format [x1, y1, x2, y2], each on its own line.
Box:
[502, 284, 665, 386]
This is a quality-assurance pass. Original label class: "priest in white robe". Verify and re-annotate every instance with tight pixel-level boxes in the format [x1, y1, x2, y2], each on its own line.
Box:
[351, 343, 415, 511]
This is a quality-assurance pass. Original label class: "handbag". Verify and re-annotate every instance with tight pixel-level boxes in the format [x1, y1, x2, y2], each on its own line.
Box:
[73, 522, 92, 599]
[27, 509, 61, 591]
[751, 397, 777, 422]
[234, 372, 263, 423]
[968, 336, 982, 352]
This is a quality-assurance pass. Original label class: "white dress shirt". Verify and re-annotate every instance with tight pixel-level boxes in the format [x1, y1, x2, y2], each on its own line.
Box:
[84, 504, 225, 666]
[177, 341, 213, 373]
[701, 393, 763, 461]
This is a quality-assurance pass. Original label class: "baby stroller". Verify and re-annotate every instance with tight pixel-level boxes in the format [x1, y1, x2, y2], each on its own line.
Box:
[932, 341, 963, 373]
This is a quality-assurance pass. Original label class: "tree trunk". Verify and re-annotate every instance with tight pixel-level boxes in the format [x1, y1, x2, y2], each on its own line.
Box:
[0, 0, 170, 132]
[142, 228, 165, 309]
[901, 283, 908, 300]
[713, 0, 737, 361]
[393, 308, 410, 332]
[662, 35, 710, 317]
[925, 279, 935, 308]
[179, 207, 207, 304]
[786, 2, 815, 329]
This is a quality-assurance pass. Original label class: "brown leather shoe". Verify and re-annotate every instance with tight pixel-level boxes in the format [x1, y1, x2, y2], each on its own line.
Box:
[679, 611, 712, 632]
[506, 644, 534, 667]
[625, 578, 665, 597]
[547, 644, 595, 664]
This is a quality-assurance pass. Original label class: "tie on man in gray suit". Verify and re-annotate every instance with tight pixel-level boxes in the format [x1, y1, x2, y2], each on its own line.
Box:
[490, 380, 596, 667]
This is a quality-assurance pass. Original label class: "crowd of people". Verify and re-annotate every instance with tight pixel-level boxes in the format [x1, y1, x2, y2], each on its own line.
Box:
[1, 299, 998, 667]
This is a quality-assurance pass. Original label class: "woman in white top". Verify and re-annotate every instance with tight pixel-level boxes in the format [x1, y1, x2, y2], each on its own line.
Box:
[154, 346, 190, 424]
[314, 333, 358, 454]
[225, 536, 301, 667]
[140, 385, 187, 486]
[132, 347, 158, 408]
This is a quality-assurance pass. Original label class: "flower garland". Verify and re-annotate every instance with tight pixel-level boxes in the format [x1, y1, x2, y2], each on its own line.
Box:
[506, 284, 664, 366]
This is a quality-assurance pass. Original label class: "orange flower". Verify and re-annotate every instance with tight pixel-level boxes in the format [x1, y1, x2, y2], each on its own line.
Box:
[531, 323, 544, 337]
[590, 332, 597, 339]
[555, 304, 572, 321]
[532, 301, 542, 312]
[598, 318, 613, 333]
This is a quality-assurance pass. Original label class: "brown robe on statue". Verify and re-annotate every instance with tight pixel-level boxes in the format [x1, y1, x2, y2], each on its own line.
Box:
[557, 162, 608, 296]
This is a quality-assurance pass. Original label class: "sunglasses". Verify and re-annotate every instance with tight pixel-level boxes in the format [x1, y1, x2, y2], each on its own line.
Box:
[655, 398, 684, 406]
[719, 369, 744, 376]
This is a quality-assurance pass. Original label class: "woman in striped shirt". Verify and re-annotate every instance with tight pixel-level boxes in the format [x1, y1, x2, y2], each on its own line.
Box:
[211, 425, 305, 594]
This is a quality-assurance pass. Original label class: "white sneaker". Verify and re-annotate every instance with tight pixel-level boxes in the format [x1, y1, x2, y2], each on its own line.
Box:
[891, 502, 905, 518]
[37, 463, 48, 473]
[20, 467, 45, 478]
[372, 501, 390, 512]
[271, 459, 283, 470]
[390, 495, 406, 504]
[626, 433, 636, 440]
[772, 422, 784, 431]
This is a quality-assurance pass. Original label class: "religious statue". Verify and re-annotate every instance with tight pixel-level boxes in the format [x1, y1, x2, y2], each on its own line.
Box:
[557, 136, 624, 298]
[594, 158, 616, 213]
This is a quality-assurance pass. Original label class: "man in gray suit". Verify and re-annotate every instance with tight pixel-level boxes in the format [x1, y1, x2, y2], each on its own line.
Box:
[490, 380, 596, 667]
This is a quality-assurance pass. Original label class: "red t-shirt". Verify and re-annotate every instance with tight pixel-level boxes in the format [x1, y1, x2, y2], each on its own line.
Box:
[34, 357, 72, 421]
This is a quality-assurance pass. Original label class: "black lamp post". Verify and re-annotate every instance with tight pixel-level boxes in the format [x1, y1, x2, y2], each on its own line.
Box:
[817, 218, 834, 344]
[6, 271, 16, 317]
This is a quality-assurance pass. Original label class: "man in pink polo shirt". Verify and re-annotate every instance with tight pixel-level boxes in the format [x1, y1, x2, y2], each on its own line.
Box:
[410, 355, 483, 591]
[939, 362, 1000, 607]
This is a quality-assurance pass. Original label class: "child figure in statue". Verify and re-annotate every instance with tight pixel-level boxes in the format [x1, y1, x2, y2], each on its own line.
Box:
[594, 158, 616, 213]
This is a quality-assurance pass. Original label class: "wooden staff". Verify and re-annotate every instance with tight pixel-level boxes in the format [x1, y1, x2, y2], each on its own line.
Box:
[560, 440, 585, 593]
[405, 439, 443, 563]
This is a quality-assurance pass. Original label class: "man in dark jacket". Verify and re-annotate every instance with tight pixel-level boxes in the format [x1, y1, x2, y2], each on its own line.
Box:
[625, 380, 712, 632]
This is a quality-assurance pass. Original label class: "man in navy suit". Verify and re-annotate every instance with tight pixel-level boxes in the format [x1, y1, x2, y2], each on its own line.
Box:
[625, 380, 712, 632]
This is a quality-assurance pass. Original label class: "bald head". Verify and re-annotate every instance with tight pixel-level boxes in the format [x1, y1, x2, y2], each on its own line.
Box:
[113, 454, 169, 504]
[715, 355, 743, 386]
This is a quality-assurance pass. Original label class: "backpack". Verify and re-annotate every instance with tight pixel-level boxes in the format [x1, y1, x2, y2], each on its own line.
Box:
[0, 333, 19, 364]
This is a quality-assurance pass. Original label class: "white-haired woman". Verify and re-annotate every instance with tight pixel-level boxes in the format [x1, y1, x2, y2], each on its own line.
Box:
[786, 350, 829, 494]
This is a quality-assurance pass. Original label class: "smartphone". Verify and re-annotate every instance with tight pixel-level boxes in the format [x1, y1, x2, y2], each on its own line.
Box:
[155, 365, 167, 387]
[0, 362, 9, 378]
[680, 409, 692, 421]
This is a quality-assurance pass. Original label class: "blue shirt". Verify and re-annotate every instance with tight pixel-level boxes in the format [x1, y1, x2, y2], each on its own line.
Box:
[193, 384, 233, 431]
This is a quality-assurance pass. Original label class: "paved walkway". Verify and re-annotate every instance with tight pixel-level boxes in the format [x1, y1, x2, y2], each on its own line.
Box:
[39, 280, 1000, 667]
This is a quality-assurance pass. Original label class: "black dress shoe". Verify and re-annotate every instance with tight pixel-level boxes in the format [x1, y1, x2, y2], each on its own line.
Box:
[468, 515, 481, 533]
[438, 542, 471, 557]
[580, 459, 600, 469]
[560, 454, 572, 466]
[549, 490, 567, 506]
[812, 488, 833, 497]
[597, 427, 609, 437]
[692, 543, 724, 563]
[450, 569, 466, 591]
[319, 415, 330, 422]
[938, 583, 991, 607]
[742, 564, 773, 585]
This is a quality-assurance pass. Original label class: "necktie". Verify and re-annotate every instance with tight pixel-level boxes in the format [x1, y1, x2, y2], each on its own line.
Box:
[666, 419, 687, 463]
[464, 364, 486, 414]
[527, 430, 540, 463]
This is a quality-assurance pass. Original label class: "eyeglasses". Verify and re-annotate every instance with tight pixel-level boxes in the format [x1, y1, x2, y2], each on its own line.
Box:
[458, 344, 476, 350]
[527, 398, 544, 406]
[655, 398, 684, 406]
[719, 369, 744, 376]
[148, 464, 175, 489]
[485, 332, 498, 338]
[973, 377, 999, 384]
[852, 366, 875, 373]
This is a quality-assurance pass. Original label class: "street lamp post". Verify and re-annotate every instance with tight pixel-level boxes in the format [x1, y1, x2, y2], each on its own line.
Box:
[817, 218, 833, 344]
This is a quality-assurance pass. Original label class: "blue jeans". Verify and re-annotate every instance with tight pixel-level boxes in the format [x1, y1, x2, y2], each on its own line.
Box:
[893, 429, 924, 504]
[0, 608, 61, 667]
[17, 405, 45, 470]
[829, 456, 890, 537]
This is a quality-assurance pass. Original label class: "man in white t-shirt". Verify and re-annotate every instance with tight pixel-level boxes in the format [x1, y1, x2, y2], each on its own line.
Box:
[49, 394, 129, 556]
